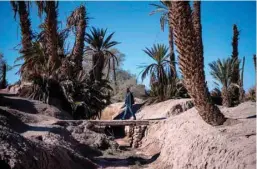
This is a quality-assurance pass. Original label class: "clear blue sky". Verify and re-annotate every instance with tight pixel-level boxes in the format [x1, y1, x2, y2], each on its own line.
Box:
[0, 1, 256, 91]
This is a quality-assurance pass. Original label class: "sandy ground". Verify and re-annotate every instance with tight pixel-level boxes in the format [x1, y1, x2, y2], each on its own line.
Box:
[1, 89, 256, 169]
[137, 101, 256, 169]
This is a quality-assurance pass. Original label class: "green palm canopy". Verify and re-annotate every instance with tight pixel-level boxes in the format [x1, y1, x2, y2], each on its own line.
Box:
[85, 27, 120, 81]
[140, 43, 171, 85]
[209, 58, 240, 89]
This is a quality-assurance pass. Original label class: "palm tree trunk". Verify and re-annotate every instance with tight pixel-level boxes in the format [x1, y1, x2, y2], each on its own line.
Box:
[170, 1, 226, 126]
[45, 2, 60, 72]
[71, 6, 86, 71]
[253, 54, 256, 71]
[0, 63, 7, 89]
[91, 54, 105, 81]
[11, 1, 33, 81]
[192, 1, 204, 69]
[112, 58, 117, 86]
[167, 8, 176, 78]
[221, 87, 231, 107]
[17, 2, 32, 53]
[239, 56, 245, 102]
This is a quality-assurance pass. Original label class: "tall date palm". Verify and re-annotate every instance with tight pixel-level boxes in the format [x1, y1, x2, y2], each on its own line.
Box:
[67, 5, 87, 71]
[36, 1, 60, 72]
[10, 1, 33, 80]
[169, 1, 226, 125]
[231, 24, 240, 103]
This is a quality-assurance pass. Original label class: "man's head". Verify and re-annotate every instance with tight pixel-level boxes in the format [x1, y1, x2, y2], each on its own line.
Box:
[126, 87, 130, 93]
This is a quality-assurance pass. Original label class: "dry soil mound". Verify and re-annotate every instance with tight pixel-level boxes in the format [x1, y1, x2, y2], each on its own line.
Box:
[0, 94, 118, 169]
[138, 101, 256, 169]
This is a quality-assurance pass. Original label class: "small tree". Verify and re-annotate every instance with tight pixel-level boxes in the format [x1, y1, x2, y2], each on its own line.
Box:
[209, 58, 240, 107]
[140, 44, 170, 101]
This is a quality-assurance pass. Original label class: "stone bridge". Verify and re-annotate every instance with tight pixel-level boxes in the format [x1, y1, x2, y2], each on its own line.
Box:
[57, 119, 162, 148]
[88, 120, 163, 148]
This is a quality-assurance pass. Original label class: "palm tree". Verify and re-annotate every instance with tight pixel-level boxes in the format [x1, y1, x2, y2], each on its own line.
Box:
[150, 1, 176, 77]
[85, 27, 119, 82]
[140, 44, 170, 100]
[169, 1, 226, 125]
[67, 5, 87, 71]
[10, 1, 33, 80]
[0, 53, 7, 89]
[253, 54, 256, 71]
[231, 24, 240, 103]
[35, 1, 60, 72]
[192, 1, 204, 64]
[10, 1, 32, 53]
[209, 58, 240, 107]
[239, 56, 245, 102]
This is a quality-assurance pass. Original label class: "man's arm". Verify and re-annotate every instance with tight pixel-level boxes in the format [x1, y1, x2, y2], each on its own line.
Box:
[128, 93, 131, 105]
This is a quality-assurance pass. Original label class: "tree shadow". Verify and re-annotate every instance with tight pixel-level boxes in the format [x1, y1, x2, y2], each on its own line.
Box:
[94, 152, 160, 167]
[0, 108, 29, 133]
[246, 115, 256, 119]
[0, 94, 38, 114]
[27, 125, 103, 157]
[0, 92, 17, 97]
[0, 160, 11, 169]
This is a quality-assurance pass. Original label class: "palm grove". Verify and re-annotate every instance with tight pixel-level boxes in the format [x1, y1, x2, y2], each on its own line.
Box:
[0, 1, 255, 125]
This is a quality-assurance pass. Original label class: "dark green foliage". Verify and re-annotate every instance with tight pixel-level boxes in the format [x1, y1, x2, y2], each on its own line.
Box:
[141, 44, 188, 102]
[15, 5, 113, 120]
[140, 44, 170, 101]
[85, 27, 119, 82]
[60, 74, 112, 119]
[209, 57, 240, 107]
[210, 88, 222, 105]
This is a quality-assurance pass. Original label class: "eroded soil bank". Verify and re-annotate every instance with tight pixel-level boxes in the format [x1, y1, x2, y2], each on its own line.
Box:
[0, 91, 256, 169]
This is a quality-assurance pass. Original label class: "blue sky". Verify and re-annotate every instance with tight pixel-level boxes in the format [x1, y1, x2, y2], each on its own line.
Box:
[0, 1, 256, 91]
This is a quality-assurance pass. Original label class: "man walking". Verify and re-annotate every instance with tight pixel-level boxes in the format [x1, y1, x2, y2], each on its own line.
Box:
[122, 88, 136, 120]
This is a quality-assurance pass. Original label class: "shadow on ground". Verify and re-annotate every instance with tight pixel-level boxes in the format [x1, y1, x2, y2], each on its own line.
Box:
[0, 93, 38, 114]
[26, 125, 103, 157]
[246, 115, 256, 119]
[94, 152, 160, 167]
[114, 103, 145, 120]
